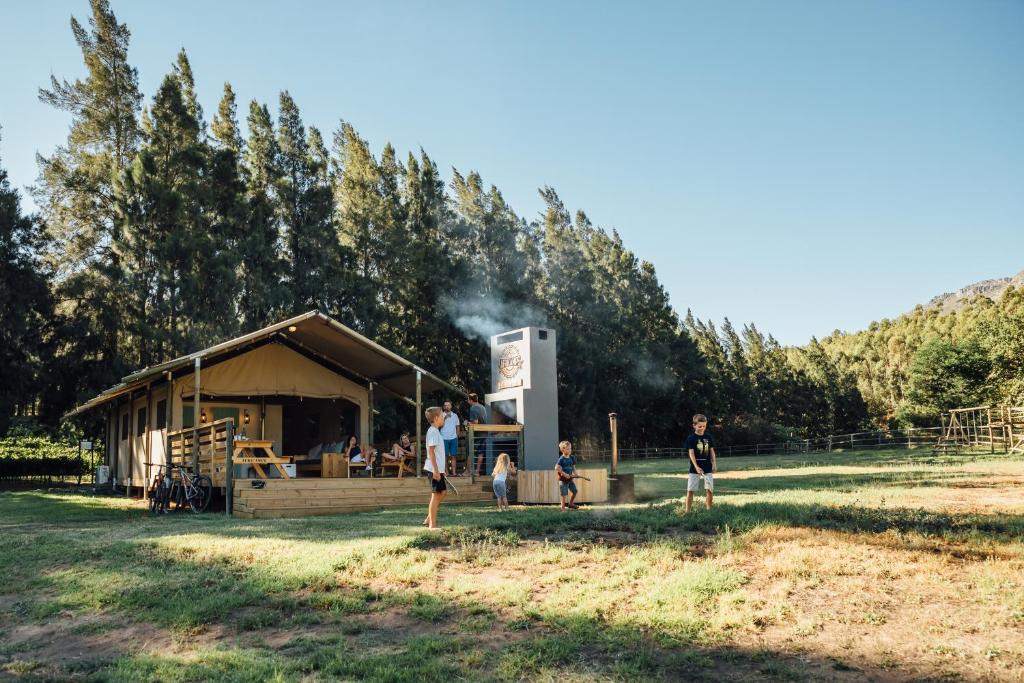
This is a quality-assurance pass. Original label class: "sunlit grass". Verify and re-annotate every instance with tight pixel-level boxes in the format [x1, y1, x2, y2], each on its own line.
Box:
[2, 449, 1023, 680]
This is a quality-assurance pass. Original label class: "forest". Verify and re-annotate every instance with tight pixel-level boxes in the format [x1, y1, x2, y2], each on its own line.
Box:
[1, 0, 1020, 448]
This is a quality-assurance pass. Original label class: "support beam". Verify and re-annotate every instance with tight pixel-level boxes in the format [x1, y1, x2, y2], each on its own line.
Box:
[368, 381, 375, 445]
[225, 418, 234, 517]
[192, 358, 201, 473]
[415, 370, 423, 476]
[164, 373, 173, 466]
[144, 383, 152, 499]
[126, 397, 133, 497]
[260, 396, 266, 440]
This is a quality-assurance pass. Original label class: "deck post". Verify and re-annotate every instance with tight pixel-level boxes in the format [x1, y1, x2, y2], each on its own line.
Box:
[260, 396, 266, 439]
[368, 382, 375, 476]
[127, 396, 134, 497]
[144, 383, 152, 499]
[164, 373, 173, 466]
[415, 370, 422, 477]
[192, 358, 201, 474]
[225, 418, 234, 517]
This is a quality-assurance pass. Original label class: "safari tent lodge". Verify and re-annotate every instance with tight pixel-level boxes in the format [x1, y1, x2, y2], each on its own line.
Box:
[66, 311, 496, 517]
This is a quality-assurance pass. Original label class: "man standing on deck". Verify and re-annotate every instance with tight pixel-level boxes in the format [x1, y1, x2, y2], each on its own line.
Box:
[467, 393, 490, 475]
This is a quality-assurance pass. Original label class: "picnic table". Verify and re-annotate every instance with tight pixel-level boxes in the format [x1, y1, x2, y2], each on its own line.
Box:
[233, 439, 292, 479]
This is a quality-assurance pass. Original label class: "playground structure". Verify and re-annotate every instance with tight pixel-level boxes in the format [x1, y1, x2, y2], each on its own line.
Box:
[936, 405, 1024, 454]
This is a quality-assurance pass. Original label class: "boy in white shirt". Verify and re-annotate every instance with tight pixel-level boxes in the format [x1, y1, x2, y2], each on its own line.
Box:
[422, 406, 448, 529]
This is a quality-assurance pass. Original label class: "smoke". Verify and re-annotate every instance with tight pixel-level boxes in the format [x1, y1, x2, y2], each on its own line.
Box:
[628, 353, 676, 392]
[442, 292, 546, 342]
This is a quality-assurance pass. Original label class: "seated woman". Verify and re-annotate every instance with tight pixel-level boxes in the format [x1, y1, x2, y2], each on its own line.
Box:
[344, 435, 375, 471]
[385, 433, 416, 462]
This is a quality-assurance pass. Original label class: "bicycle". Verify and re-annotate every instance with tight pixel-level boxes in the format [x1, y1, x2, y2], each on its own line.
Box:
[148, 463, 212, 513]
[144, 462, 170, 514]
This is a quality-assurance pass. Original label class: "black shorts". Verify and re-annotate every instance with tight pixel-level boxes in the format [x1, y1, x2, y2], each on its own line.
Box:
[426, 472, 447, 494]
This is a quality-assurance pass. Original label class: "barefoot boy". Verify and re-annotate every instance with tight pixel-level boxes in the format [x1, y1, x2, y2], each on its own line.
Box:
[422, 406, 448, 529]
[685, 414, 716, 512]
[555, 440, 579, 511]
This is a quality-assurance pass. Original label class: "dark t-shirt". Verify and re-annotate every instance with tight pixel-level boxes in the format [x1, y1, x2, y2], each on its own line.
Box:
[556, 454, 575, 476]
[685, 433, 714, 474]
[469, 403, 489, 424]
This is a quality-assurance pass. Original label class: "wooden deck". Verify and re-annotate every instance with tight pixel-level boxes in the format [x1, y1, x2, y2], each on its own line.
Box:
[233, 475, 495, 518]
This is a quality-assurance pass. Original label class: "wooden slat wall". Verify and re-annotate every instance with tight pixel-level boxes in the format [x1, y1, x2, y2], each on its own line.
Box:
[233, 476, 495, 518]
[517, 468, 608, 505]
[166, 419, 232, 488]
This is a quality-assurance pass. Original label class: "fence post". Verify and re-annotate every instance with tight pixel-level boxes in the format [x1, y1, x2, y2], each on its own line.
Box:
[225, 418, 234, 517]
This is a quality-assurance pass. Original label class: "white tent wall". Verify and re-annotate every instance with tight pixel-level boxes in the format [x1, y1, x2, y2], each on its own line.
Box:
[116, 405, 129, 483]
[130, 395, 147, 486]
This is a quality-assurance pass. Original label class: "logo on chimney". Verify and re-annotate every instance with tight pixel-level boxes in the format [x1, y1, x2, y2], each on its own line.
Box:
[498, 345, 524, 379]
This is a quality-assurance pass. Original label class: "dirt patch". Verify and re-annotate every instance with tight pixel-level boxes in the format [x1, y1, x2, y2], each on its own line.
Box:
[2, 615, 170, 667]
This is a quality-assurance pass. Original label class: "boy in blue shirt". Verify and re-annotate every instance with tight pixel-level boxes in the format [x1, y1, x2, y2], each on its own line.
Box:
[555, 440, 579, 511]
[685, 414, 717, 513]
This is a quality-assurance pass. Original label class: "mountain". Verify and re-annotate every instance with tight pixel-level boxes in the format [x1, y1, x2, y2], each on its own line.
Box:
[922, 270, 1024, 314]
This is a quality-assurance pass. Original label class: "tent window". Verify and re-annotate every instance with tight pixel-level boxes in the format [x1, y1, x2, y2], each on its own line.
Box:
[120, 413, 129, 440]
[156, 399, 167, 430]
[136, 406, 147, 436]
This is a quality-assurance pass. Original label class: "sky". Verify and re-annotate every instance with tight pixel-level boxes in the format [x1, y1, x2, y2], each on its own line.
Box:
[1, 0, 1022, 345]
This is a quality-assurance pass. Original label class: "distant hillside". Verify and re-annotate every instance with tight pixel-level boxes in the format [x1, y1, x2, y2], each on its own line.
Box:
[822, 271, 1024, 426]
[923, 270, 1024, 314]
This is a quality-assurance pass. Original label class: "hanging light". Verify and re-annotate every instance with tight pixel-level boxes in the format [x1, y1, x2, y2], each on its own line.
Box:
[200, 409, 208, 424]
[287, 325, 297, 333]
[243, 409, 251, 425]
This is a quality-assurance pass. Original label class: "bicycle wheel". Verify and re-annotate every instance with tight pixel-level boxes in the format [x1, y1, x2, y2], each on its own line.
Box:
[186, 475, 212, 513]
[167, 480, 183, 512]
[156, 478, 171, 513]
[148, 477, 160, 514]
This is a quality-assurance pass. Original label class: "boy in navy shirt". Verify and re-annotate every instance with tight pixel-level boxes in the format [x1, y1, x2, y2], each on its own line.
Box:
[555, 440, 579, 511]
[685, 414, 716, 513]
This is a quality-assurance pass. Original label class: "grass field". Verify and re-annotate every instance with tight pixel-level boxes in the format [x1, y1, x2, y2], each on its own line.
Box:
[1, 449, 1022, 682]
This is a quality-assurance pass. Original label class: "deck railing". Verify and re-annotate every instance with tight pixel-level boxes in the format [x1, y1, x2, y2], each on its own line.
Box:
[164, 418, 233, 488]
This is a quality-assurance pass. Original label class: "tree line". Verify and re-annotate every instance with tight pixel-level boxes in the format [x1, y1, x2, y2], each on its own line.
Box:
[821, 289, 1024, 427]
[7, 1, 1015, 448]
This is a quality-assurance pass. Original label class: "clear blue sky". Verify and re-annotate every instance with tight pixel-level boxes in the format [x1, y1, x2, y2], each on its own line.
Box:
[2, 0, 1022, 345]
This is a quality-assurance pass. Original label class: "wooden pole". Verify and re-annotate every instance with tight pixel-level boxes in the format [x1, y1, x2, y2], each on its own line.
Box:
[367, 382, 375, 478]
[192, 358, 201, 474]
[164, 373, 173, 466]
[987, 407, 994, 453]
[126, 397, 134, 497]
[415, 370, 422, 477]
[225, 418, 234, 517]
[260, 396, 266, 439]
[144, 383, 152, 499]
[608, 413, 619, 475]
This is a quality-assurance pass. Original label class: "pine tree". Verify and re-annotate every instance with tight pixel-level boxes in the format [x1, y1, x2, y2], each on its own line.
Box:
[0, 138, 52, 432]
[333, 121, 386, 335]
[276, 92, 337, 312]
[239, 100, 286, 328]
[35, 0, 142, 420]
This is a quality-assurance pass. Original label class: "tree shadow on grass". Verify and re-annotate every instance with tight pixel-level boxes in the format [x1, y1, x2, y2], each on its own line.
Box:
[1, 530, 895, 683]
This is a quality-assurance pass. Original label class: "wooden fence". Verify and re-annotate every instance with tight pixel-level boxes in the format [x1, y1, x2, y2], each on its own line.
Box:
[574, 426, 953, 462]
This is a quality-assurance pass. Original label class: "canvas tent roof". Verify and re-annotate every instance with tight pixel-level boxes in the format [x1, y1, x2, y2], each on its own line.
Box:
[66, 311, 463, 417]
